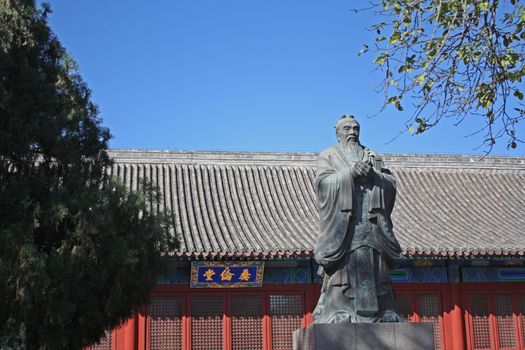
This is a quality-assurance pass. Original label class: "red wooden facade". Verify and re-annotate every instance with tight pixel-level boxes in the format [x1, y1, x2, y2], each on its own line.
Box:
[90, 282, 525, 350]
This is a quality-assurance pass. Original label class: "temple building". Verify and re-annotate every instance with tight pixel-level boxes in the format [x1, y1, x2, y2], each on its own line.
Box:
[90, 150, 525, 350]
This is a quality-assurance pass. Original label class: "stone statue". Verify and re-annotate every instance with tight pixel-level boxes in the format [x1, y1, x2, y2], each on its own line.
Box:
[312, 115, 404, 324]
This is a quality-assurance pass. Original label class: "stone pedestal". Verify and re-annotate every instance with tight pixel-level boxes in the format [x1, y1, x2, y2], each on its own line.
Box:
[293, 323, 434, 350]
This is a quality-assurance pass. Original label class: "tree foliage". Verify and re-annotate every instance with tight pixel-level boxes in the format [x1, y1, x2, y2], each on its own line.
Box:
[360, 0, 525, 150]
[0, 1, 177, 348]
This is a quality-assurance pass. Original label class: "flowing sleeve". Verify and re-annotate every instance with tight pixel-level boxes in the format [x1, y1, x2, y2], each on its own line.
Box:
[313, 150, 354, 273]
[368, 169, 396, 216]
[372, 167, 403, 264]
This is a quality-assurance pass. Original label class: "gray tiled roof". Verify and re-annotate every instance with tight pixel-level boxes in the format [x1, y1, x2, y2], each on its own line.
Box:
[108, 150, 525, 257]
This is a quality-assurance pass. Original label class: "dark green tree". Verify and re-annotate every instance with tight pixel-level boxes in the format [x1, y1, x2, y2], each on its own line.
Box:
[359, 0, 525, 151]
[0, 0, 177, 348]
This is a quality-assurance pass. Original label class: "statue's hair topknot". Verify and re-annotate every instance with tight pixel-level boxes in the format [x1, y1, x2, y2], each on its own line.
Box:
[335, 115, 359, 129]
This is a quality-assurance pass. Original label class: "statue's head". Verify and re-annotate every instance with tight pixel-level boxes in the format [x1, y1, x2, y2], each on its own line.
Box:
[335, 115, 360, 146]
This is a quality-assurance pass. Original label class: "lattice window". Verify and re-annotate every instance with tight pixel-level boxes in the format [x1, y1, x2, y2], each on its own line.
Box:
[230, 295, 264, 350]
[495, 294, 516, 349]
[396, 293, 414, 321]
[150, 296, 183, 350]
[418, 294, 441, 350]
[191, 296, 223, 350]
[90, 330, 112, 350]
[270, 294, 303, 350]
[470, 293, 492, 350]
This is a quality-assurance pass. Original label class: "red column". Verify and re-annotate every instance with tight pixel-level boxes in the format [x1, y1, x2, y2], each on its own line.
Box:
[448, 283, 466, 350]
[223, 294, 231, 350]
[304, 284, 321, 326]
[137, 309, 147, 350]
[114, 316, 137, 350]
[263, 291, 271, 350]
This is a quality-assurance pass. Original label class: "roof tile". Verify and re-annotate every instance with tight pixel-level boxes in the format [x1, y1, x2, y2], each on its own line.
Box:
[108, 150, 525, 257]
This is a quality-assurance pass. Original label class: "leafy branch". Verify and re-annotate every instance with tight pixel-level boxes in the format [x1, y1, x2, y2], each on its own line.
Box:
[358, 0, 525, 151]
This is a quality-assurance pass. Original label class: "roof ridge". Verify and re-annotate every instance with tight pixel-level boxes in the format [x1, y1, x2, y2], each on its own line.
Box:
[385, 154, 525, 170]
[109, 149, 525, 169]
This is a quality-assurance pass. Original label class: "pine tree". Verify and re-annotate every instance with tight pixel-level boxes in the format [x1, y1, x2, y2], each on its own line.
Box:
[0, 1, 177, 348]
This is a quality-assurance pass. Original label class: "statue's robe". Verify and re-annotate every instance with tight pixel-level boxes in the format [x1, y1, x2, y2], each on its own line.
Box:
[312, 144, 403, 323]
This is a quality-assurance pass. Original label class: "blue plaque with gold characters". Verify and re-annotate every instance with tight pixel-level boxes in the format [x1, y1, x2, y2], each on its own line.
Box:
[190, 261, 265, 288]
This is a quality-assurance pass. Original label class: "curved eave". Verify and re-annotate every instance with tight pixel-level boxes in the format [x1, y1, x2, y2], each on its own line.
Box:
[168, 248, 525, 259]
[170, 250, 314, 259]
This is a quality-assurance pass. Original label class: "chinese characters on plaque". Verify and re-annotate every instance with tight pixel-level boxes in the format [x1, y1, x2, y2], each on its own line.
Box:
[190, 261, 265, 288]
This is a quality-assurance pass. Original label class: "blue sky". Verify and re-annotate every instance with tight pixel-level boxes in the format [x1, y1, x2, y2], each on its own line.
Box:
[47, 0, 524, 155]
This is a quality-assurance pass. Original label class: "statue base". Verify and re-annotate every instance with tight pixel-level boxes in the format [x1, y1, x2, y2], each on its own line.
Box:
[292, 323, 435, 350]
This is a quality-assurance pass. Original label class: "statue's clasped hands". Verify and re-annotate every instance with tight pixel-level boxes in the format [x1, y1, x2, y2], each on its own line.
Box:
[351, 161, 373, 179]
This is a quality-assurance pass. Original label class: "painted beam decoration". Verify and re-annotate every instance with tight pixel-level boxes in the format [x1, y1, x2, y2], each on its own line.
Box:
[463, 267, 525, 282]
[191, 261, 265, 288]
